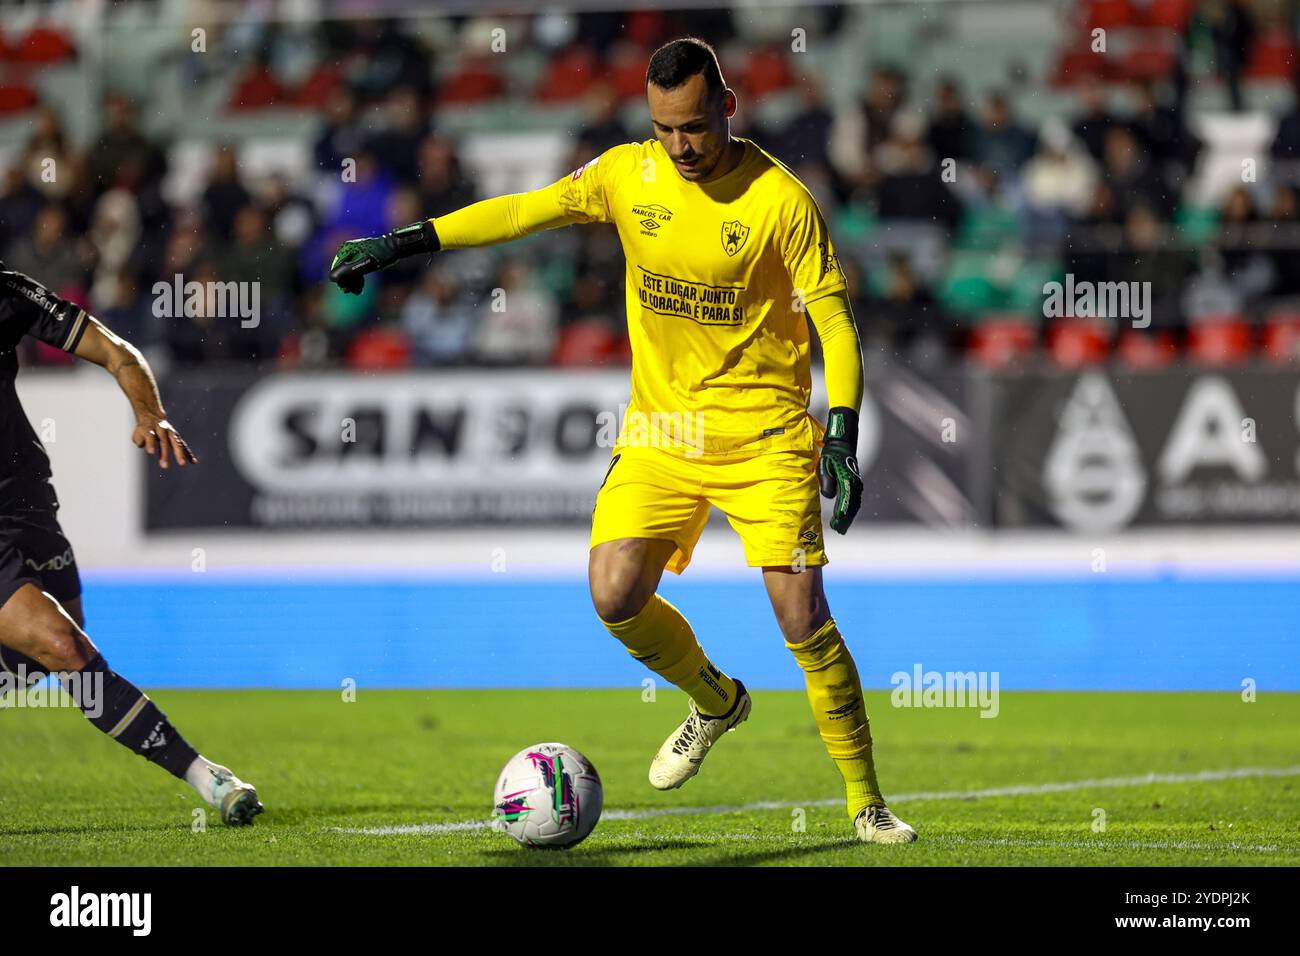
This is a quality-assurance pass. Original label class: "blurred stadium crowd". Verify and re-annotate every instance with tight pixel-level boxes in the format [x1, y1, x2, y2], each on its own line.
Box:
[6, 0, 1300, 371]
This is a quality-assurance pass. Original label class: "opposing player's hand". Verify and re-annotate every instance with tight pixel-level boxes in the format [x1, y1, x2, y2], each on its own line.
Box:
[818, 407, 862, 535]
[328, 220, 440, 295]
[133, 416, 198, 469]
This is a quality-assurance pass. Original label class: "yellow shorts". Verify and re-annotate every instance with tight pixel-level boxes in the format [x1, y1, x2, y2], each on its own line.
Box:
[589, 436, 828, 575]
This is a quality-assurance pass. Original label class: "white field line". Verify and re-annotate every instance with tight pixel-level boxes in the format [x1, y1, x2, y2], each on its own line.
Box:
[330, 764, 1300, 837]
[582, 832, 1283, 853]
[932, 835, 1281, 853]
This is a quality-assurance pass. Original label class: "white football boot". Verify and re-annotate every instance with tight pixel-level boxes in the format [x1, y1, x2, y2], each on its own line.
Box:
[649, 680, 751, 790]
[188, 759, 265, 826]
[854, 804, 917, 844]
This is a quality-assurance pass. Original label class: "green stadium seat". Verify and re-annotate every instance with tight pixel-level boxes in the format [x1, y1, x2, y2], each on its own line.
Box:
[938, 252, 1008, 314]
[1008, 259, 1064, 314]
[831, 205, 878, 246]
[1175, 204, 1220, 244]
[955, 206, 1021, 251]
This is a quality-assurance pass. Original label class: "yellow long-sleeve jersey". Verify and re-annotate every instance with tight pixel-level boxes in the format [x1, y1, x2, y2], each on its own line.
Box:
[434, 136, 860, 459]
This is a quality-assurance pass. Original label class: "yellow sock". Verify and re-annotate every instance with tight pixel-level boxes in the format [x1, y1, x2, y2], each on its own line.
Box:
[601, 593, 738, 717]
[786, 618, 884, 820]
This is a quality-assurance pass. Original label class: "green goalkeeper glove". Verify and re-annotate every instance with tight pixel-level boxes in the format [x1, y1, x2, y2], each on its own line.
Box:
[328, 220, 440, 295]
[818, 406, 863, 535]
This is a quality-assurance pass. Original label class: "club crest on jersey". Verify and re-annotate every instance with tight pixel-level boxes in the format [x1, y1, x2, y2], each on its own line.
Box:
[721, 220, 750, 257]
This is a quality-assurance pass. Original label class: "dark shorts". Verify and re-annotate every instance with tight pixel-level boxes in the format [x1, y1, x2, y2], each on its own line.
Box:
[0, 484, 81, 609]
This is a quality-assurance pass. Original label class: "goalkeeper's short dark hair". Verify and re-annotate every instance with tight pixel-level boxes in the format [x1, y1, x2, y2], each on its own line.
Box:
[646, 37, 725, 100]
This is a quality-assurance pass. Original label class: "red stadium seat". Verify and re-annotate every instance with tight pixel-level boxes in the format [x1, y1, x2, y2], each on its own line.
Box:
[551, 321, 620, 366]
[607, 46, 649, 101]
[227, 65, 282, 110]
[0, 83, 37, 114]
[437, 55, 505, 105]
[1085, 0, 1138, 31]
[275, 332, 306, 368]
[968, 315, 1037, 368]
[624, 11, 666, 46]
[346, 328, 412, 370]
[11, 26, 75, 63]
[614, 334, 632, 365]
[291, 65, 342, 108]
[1187, 315, 1252, 366]
[1143, 0, 1195, 30]
[1116, 329, 1178, 369]
[1119, 41, 1177, 81]
[1261, 313, 1300, 364]
[1047, 318, 1110, 368]
[1244, 31, 1298, 80]
[739, 47, 792, 99]
[534, 47, 600, 103]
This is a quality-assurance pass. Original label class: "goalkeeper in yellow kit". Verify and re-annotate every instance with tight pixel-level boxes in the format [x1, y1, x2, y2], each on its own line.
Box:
[329, 37, 916, 844]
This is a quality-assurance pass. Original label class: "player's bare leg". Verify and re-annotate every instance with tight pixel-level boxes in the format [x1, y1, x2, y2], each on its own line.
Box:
[763, 564, 916, 843]
[590, 537, 751, 789]
[588, 537, 678, 625]
[0, 583, 263, 825]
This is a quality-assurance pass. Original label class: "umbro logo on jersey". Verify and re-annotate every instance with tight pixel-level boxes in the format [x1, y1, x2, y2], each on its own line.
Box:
[722, 220, 750, 256]
[632, 203, 673, 235]
[800, 530, 819, 545]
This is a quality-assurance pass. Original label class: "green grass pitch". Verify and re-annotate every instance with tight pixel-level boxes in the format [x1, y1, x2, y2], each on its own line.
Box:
[2, 689, 1297, 866]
